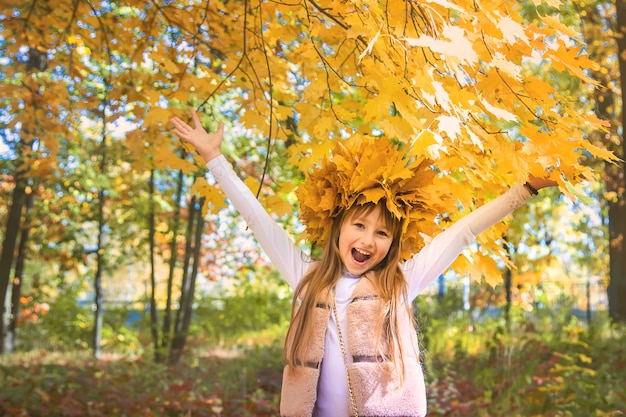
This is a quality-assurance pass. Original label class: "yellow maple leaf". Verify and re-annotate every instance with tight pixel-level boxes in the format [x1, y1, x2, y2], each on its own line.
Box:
[548, 46, 598, 85]
[582, 142, 620, 165]
[153, 143, 197, 173]
[144, 106, 171, 128]
[539, 14, 581, 39]
[144, 89, 161, 105]
[190, 177, 227, 216]
[263, 195, 295, 218]
[240, 109, 269, 130]
[244, 177, 261, 196]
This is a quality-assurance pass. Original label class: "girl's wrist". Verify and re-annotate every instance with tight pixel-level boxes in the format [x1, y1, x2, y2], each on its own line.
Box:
[523, 181, 539, 195]
[202, 150, 222, 163]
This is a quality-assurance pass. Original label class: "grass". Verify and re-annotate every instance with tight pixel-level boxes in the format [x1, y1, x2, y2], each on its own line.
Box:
[1, 305, 625, 416]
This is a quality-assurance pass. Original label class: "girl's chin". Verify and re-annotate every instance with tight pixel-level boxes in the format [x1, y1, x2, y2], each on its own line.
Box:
[345, 261, 369, 275]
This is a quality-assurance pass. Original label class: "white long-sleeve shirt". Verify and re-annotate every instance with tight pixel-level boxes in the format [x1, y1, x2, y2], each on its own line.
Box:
[206, 154, 532, 416]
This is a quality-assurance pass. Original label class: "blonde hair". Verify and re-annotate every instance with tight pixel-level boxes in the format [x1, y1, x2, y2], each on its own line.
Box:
[284, 201, 415, 381]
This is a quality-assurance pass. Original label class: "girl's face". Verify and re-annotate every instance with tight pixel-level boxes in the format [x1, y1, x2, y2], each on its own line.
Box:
[338, 205, 394, 276]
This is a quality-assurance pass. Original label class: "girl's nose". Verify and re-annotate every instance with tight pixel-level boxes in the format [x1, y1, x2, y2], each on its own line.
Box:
[361, 232, 375, 247]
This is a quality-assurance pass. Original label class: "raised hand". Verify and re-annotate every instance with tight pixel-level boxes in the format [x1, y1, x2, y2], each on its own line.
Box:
[170, 109, 224, 163]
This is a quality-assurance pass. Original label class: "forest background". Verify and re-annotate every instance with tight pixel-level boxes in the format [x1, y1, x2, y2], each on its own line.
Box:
[0, 0, 625, 415]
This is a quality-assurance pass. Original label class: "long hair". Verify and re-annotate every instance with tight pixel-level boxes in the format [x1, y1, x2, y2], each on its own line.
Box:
[284, 201, 415, 381]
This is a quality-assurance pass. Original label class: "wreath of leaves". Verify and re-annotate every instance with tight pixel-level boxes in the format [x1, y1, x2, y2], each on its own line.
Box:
[296, 136, 450, 260]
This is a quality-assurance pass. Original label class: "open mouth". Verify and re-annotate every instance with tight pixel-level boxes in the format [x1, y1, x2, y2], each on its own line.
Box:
[351, 248, 371, 263]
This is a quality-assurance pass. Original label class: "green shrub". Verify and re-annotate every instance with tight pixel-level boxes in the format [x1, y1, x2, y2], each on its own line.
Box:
[192, 270, 291, 345]
[419, 293, 626, 417]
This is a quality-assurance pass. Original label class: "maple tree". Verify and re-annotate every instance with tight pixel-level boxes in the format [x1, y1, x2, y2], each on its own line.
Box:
[151, 0, 616, 283]
[0, 0, 621, 354]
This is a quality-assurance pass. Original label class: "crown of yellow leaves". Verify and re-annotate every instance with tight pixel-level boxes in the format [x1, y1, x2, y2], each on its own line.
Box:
[296, 136, 447, 260]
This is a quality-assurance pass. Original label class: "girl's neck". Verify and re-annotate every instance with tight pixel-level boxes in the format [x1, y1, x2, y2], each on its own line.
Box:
[343, 268, 362, 279]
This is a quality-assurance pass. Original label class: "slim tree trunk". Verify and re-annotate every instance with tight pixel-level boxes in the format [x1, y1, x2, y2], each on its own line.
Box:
[0, 176, 26, 354]
[170, 196, 205, 365]
[502, 240, 512, 331]
[161, 167, 185, 354]
[1, 47, 45, 354]
[93, 187, 106, 359]
[607, 0, 626, 322]
[148, 169, 162, 362]
[607, 199, 626, 321]
[6, 190, 34, 354]
[92, 100, 109, 358]
[504, 267, 512, 331]
[169, 195, 197, 364]
[183, 197, 204, 334]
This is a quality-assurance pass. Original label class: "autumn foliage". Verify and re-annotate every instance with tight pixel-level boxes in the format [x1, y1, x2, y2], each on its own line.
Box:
[1, 1, 624, 414]
[1, 0, 617, 283]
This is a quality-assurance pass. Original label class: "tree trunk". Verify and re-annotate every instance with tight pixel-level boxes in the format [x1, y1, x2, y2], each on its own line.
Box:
[1, 45, 48, 354]
[6, 190, 34, 354]
[169, 195, 198, 365]
[148, 169, 162, 362]
[607, 200, 626, 321]
[161, 167, 185, 355]
[184, 197, 204, 335]
[608, 0, 626, 322]
[0, 176, 26, 354]
[504, 266, 512, 331]
[93, 187, 105, 359]
[170, 197, 204, 365]
[502, 240, 512, 331]
[92, 101, 109, 358]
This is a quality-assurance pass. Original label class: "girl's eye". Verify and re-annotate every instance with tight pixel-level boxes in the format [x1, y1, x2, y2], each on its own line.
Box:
[354, 223, 364, 229]
[377, 230, 389, 237]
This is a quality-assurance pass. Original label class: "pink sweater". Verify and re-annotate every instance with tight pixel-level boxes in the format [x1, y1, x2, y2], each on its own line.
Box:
[206, 155, 531, 416]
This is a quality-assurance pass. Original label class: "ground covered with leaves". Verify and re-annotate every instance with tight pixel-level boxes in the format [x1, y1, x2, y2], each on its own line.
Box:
[1, 308, 625, 417]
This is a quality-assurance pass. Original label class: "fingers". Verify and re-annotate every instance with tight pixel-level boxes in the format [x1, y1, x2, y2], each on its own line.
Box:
[170, 109, 223, 141]
[170, 116, 190, 132]
[169, 117, 192, 141]
[215, 122, 224, 138]
[191, 109, 201, 128]
[171, 128, 187, 140]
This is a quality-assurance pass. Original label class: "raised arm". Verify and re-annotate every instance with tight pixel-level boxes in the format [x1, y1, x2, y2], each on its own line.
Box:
[169, 110, 309, 289]
[404, 177, 557, 300]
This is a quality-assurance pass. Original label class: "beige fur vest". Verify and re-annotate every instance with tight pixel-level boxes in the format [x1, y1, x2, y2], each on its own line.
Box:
[280, 277, 426, 417]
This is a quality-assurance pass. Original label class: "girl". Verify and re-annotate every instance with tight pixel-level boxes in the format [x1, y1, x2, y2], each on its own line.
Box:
[170, 109, 556, 417]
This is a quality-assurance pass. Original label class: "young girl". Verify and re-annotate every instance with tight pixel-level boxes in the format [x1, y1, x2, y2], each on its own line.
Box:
[170, 109, 556, 417]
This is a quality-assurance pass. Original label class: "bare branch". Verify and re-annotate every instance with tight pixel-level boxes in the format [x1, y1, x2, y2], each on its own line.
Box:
[306, 0, 350, 30]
